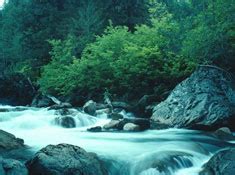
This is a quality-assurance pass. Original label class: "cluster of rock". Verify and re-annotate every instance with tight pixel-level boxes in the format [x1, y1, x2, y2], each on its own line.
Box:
[0, 130, 107, 175]
[88, 117, 150, 132]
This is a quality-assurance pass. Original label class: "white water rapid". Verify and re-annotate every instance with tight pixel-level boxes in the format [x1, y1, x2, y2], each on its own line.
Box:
[0, 105, 234, 175]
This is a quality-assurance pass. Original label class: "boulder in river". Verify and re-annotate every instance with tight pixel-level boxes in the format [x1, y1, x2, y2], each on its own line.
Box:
[83, 100, 97, 116]
[103, 120, 121, 130]
[0, 157, 28, 175]
[103, 118, 150, 131]
[0, 130, 24, 152]
[31, 93, 56, 107]
[200, 148, 235, 175]
[87, 126, 102, 132]
[151, 66, 235, 131]
[123, 123, 140, 131]
[26, 143, 107, 175]
[54, 116, 76, 128]
[116, 118, 150, 131]
[213, 127, 235, 141]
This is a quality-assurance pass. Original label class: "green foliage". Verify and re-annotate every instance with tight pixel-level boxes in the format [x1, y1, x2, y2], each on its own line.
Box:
[1, 0, 233, 102]
[39, 36, 77, 94]
[182, 0, 235, 72]
[39, 16, 197, 99]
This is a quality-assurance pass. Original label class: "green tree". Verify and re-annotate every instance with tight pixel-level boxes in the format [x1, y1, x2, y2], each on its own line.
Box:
[182, 0, 235, 72]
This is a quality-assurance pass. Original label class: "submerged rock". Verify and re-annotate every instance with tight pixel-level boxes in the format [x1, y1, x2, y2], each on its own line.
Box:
[133, 151, 193, 175]
[0, 130, 24, 152]
[83, 100, 97, 116]
[26, 144, 107, 175]
[214, 127, 234, 140]
[0, 157, 28, 175]
[87, 126, 102, 132]
[200, 148, 235, 175]
[0, 107, 29, 113]
[151, 66, 235, 131]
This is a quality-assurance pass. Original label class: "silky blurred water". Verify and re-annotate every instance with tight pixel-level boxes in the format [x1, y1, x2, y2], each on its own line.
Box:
[0, 105, 234, 175]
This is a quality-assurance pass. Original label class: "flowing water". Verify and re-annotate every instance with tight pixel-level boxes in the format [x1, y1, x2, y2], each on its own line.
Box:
[0, 105, 234, 175]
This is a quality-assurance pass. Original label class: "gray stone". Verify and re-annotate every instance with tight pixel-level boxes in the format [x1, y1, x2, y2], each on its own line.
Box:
[151, 66, 235, 131]
[214, 127, 234, 140]
[0, 130, 24, 152]
[122, 118, 150, 131]
[83, 100, 97, 116]
[54, 116, 76, 128]
[31, 93, 56, 108]
[0, 157, 28, 175]
[26, 144, 107, 175]
[123, 123, 140, 131]
[200, 148, 235, 175]
[103, 120, 121, 130]
[87, 126, 102, 132]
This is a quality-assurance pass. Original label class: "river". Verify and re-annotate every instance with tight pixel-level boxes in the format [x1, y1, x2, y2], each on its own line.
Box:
[0, 105, 234, 175]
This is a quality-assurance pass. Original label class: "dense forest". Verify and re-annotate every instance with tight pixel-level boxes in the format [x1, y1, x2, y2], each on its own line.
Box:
[0, 0, 234, 103]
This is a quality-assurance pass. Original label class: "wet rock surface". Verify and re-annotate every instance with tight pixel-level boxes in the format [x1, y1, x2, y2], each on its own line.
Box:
[151, 66, 235, 131]
[83, 100, 97, 116]
[26, 143, 107, 175]
[0, 130, 25, 152]
[54, 116, 76, 128]
[0, 157, 28, 175]
[200, 148, 235, 175]
[213, 127, 235, 141]
[31, 93, 56, 108]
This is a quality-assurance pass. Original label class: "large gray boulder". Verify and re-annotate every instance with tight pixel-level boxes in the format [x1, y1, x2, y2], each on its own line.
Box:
[0, 130, 24, 152]
[83, 100, 97, 116]
[0, 157, 28, 175]
[200, 148, 235, 175]
[26, 144, 107, 175]
[151, 66, 235, 131]
[31, 93, 56, 108]
[54, 116, 76, 128]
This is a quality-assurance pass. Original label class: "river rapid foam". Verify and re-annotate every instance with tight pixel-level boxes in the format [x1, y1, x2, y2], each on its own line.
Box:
[0, 105, 234, 175]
